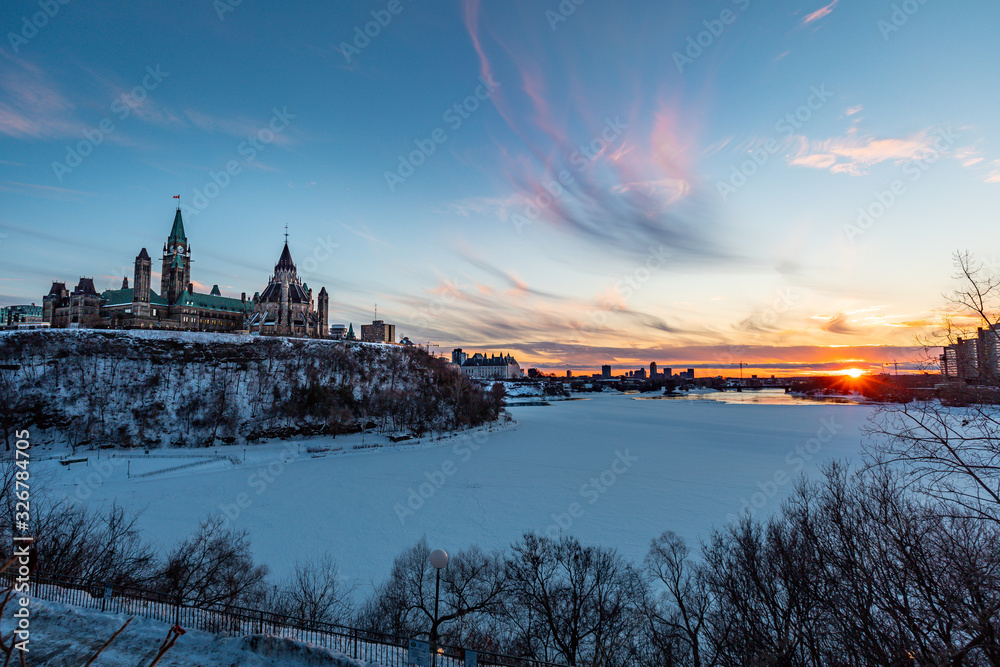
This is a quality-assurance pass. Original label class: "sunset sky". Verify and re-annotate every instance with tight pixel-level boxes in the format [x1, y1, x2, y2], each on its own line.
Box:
[2, 0, 999, 375]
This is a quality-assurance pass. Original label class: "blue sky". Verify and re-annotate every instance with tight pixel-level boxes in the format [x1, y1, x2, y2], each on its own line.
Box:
[2, 0, 999, 374]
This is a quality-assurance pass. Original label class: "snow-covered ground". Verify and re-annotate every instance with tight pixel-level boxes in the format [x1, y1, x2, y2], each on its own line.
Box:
[40, 390, 872, 592]
[28, 598, 377, 666]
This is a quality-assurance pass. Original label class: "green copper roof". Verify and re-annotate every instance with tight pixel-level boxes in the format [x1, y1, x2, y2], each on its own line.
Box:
[101, 287, 169, 306]
[167, 208, 187, 245]
[176, 289, 251, 314]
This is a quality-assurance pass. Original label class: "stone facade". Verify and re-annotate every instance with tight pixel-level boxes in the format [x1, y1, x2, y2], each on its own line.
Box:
[456, 351, 523, 380]
[246, 243, 329, 337]
[42, 208, 330, 337]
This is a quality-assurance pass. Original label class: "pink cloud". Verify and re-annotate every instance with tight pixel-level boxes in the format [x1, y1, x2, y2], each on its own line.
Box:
[789, 132, 941, 176]
[789, 153, 837, 169]
[0, 58, 82, 139]
[801, 0, 839, 26]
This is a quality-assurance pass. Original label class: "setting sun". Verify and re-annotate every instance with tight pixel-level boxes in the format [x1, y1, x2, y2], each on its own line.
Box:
[843, 368, 864, 378]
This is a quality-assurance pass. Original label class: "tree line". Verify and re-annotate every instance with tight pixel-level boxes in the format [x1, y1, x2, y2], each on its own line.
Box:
[3, 446, 998, 666]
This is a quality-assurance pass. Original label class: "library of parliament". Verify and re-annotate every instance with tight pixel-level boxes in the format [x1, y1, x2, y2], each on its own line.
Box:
[43, 208, 330, 337]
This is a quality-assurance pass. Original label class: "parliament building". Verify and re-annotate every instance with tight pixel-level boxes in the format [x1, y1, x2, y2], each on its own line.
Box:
[43, 208, 329, 337]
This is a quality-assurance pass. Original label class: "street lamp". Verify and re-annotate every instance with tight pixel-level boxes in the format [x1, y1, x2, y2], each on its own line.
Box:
[429, 548, 449, 667]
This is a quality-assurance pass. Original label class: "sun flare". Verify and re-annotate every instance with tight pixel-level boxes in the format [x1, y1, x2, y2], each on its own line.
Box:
[844, 368, 864, 378]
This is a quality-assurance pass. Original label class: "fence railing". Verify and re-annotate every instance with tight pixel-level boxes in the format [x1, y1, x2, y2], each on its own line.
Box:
[14, 571, 563, 667]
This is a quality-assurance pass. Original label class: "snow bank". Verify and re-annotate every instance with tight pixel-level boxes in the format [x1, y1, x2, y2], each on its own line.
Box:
[30, 598, 380, 666]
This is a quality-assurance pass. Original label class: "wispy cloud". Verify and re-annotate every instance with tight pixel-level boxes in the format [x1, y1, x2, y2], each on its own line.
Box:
[801, 0, 839, 26]
[984, 159, 1000, 183]
[442, 193, 523, 220]
[0, 181, 95, 201]
[459, 0, 734, 264]
[819, 313, 863, 335]
[788, 131, 942, 176]
[955, 146, 984, 167]
[339, 222, 391, 247]
[0, 57, 82, 139]
[609, 177, 691, 205]
[182, 109, 295, 146]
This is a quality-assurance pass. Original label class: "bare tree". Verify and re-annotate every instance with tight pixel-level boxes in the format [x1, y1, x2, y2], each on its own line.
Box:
[158, 515, 269, 608]
[359, 538, 508, 647]
[644, 531, 715, 667]
[866, 251, 1000, 524]
[272, 553, 354, 627]
[503, 533, 644, 666]
[19, 500, 156, 586]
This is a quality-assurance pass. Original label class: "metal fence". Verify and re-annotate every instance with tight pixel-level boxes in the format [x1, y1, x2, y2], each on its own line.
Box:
[17, 572, 563, 667]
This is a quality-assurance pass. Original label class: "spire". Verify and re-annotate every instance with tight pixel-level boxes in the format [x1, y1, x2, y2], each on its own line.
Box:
[167, 208, 187, 245]
[275, 242, 296, 273]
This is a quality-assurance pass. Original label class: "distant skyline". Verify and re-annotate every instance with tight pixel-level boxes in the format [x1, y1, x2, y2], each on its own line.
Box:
[2, 0, 999, 375]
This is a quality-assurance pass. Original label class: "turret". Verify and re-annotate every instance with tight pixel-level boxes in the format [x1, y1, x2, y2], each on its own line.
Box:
[133, 248, 151, 308]
[317, 287, 329, 337]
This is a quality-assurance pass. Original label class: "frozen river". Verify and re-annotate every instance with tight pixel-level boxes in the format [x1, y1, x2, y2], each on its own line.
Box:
[48, 390, 873, 591]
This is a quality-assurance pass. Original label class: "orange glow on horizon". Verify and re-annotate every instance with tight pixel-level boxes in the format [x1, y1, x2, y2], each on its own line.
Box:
[515, 362, 924, 379]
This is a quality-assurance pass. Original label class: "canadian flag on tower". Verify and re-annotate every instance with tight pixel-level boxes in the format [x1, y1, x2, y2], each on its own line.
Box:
[173, 195, 180, 199]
